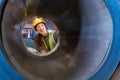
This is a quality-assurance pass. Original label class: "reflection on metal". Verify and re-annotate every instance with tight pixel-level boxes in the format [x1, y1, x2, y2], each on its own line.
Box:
[25, 0, 41, 17]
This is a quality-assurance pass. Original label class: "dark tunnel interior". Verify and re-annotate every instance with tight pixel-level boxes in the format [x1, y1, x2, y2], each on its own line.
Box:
[1, 0, 113, 80]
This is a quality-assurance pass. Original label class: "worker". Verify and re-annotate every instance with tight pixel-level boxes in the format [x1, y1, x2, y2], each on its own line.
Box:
[32, 18, 58, 53]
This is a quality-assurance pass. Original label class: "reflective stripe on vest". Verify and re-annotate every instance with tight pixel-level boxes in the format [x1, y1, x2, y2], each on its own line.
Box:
[41, 30, 56, 50]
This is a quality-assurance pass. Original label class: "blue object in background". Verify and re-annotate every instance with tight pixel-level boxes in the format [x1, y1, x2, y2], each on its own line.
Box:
[46, 22, 55, 30]
[0, 0, 2, 5]
[23, 38, 36, 48]
[31, 30, 38, 39]
[0, 49, 24, 80]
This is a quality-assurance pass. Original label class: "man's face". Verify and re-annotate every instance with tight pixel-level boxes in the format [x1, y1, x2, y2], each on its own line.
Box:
[36, 23, 47, 36]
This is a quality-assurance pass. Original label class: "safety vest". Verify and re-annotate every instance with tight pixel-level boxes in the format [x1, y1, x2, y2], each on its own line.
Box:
[41, 30, 56, 50]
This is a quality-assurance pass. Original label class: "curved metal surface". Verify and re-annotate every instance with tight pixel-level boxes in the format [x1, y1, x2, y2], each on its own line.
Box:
[89, 0, 120, 79]
[0, 0, 120, 80]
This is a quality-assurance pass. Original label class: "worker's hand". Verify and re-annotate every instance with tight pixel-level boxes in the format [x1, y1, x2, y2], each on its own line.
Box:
[40, 50, 47, 54]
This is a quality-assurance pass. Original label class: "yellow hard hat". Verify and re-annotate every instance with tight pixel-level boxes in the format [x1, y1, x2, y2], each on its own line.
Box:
[32, 18, 46, 30]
